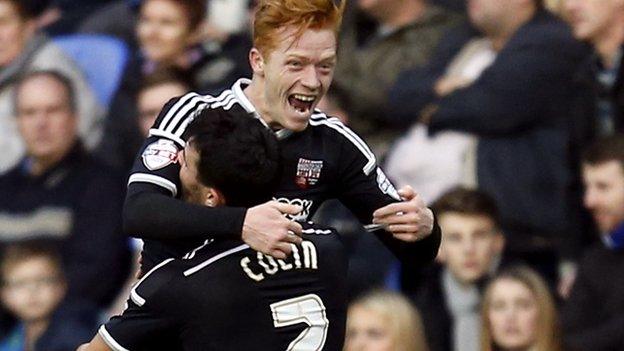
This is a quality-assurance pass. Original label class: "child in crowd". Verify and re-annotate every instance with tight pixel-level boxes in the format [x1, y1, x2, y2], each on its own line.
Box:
[0, 242, 97, 351]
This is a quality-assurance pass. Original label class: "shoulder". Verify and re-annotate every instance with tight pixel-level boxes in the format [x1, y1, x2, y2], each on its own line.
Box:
[517, 11, 578, 47]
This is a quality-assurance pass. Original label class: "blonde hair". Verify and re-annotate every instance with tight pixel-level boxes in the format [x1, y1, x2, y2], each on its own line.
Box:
[347, 290, 429, 351]
[252, 0, 346, 55]
[480, 266, 561, 351]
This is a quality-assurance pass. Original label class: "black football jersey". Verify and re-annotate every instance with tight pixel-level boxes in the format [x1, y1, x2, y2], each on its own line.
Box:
[129, 78, 402, 271]
[100, 223, 348, 351]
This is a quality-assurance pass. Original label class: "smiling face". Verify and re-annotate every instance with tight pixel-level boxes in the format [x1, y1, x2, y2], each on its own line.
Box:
[250, 26, 337, 131]
[564, 0, 624, 43]
[137, 0, 197, 64]
[583, 160, 624, 234]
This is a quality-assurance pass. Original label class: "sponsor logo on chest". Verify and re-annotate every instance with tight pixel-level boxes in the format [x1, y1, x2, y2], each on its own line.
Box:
[295, 158, 323, 189]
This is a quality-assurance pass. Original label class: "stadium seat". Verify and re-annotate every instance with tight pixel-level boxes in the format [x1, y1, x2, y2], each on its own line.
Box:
[53, 34, 129, 107]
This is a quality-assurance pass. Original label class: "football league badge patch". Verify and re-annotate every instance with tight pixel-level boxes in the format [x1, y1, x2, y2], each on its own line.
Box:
[295, 158, 323, 189]
[142, 139, 179, 170]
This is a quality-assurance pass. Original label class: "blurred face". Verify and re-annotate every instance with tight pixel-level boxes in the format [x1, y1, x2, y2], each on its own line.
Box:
[357, 0, 396, 21]
[344, 305, 394, 351]
[138, 0, 196, 63]
[178, 141, 207, 205]
[138, 82, 189, 137]
[438, 213, 503, 285]
[16, 75, 77, 164]
[583, 161, 624, 233]
[467, 0, 507, 34]
[564, 0, 624, 42]
[487, 279, 539, 350]
[1, 257, 66, 322]
[0, 1, 36, 67]
[252, 26, 336, 131]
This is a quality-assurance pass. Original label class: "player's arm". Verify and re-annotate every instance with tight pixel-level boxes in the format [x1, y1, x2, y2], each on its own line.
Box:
[329, 117, 441, 266]
[124, 95, 302, 257]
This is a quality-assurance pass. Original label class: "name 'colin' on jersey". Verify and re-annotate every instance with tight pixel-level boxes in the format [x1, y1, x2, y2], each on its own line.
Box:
[99, 223, 348, 351]
[129, 78, 401, 269]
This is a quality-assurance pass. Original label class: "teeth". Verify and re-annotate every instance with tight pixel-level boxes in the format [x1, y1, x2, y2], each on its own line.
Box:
[293, 94, 315, 102]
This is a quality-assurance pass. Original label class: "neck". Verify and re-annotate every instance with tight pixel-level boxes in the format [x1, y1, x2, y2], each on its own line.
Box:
[29, 153, 64, 177]
[24, 319, 50, 351]
[488, 7, 535, 51]
[243, 78, 280, 129]
[382, 1, 426, 29]
[593, 18, 624, 69]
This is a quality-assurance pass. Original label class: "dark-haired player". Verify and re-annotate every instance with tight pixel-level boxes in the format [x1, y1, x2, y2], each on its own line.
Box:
[79, 108, 348, 351]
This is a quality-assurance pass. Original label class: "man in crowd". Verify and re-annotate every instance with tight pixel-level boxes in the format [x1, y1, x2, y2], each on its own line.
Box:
[333, 0, 462, 155]
[565, 0, 624, 140]
[388, 0, 589, 288]
[413, 187, 504, 351]
[0, 70, 130, 308]
[562, 135, 624, 351]
[0, 0, 103, 174]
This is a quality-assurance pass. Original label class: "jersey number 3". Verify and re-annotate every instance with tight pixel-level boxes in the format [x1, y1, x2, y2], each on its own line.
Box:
[270, 294, 329, 351]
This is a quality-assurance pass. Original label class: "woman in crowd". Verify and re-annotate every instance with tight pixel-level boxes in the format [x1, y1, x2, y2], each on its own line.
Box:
[344, 290, 429, 351]
[480, 266, 561, 351]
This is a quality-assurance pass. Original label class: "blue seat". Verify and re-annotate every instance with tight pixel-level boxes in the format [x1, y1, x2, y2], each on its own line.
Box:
[53, 34, 129, 107]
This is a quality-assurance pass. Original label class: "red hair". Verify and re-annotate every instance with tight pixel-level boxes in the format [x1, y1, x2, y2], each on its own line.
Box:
[253, 0, 346, 55]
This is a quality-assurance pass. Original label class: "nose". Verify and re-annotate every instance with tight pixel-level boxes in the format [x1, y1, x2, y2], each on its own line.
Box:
[300, 65, 321, 91]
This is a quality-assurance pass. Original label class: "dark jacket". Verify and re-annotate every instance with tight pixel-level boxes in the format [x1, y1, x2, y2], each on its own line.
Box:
[0, 144, 131, 307]
[389, 10, 591, 258]
[561, 243, 624, 351]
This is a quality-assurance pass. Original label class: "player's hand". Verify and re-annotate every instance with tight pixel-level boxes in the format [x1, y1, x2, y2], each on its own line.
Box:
[372, 185, 434, 242]
[242, 201, 303, 259]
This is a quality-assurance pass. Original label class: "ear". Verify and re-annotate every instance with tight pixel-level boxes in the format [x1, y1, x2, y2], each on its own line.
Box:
[204, 187, 226, 207]
[493, 230, 505, 255]
[249, 48, 265, 77]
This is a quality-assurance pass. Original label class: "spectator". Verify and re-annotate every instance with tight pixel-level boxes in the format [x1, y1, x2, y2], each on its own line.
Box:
[98, 67, 192, 171]
[565, 0, 624, 140]
[411, 187, 504, 351]
[0, 71, 130, 308]
[0, 242, 98, 351]
[0, 0, 104, 174]
[99, 0, 251, 170]
[333, 0, 462, 155]
[389, 0, 590, 284]
[344, 289, 429, 351]
[561, 135, 624, 351]
[481, 266, 561, 351]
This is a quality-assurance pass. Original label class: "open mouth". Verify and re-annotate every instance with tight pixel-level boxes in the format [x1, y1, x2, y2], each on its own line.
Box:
[288, 94, 315, 114]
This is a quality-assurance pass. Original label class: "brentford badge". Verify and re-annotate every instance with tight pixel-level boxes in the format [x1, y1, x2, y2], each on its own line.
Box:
[295, 158, 323, 189]
[142, 139, 179, 170]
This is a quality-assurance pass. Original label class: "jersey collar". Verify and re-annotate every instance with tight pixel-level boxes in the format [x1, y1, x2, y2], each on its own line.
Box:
[231, 78, 293, 140]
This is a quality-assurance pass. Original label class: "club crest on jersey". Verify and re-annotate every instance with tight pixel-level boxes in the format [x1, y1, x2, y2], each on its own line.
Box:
[142, 139, 178, 171]
[295, 158, 323, 189]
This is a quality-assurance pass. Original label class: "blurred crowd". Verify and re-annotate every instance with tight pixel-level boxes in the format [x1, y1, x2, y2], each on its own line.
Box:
[0, 0, 621, 350]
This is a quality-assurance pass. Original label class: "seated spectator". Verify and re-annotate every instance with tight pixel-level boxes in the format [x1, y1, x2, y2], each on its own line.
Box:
[561, 135, 624, 351]
[565, 0, 624, 141]
[136, 68, 193, 138]
[481, 265, 561, 351]
[344, 289, 429, 351]
[99, 0, 251, 170]
[411, 187, 504, 351]
[98, 67, 193, 171]
[0, 0, 104, 175]
[389, 0, 590, 286]
[333, 0, 462, 156]
[0, 71, 130, 309]
[0, 242, 98, 351]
